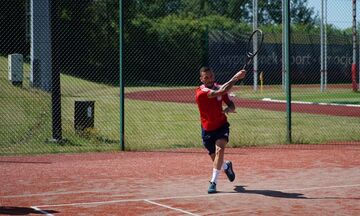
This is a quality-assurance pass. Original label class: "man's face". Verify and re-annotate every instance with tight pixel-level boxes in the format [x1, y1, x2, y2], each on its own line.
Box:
[200, 71, 215, 88]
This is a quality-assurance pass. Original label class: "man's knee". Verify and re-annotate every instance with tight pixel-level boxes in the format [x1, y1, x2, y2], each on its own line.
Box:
[215, 142, 227, 154]
[215, 146, 224, 155]
[216, 138, 228, 149]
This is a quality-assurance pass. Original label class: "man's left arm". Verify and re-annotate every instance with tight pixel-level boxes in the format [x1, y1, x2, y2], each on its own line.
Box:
[223, 98, 236, 114]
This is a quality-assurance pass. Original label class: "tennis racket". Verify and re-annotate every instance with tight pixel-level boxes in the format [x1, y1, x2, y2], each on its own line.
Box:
[242, 29, 264, 70]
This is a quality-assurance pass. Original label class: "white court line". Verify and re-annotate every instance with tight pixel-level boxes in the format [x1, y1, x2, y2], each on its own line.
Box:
[33, 183, 360, 209]
[144, 199, 200, 216]
[34, 196, 206, 208]
[1, 189, 130, 198]
[31, 206, 54, 216]
[262, 98, 360, 107]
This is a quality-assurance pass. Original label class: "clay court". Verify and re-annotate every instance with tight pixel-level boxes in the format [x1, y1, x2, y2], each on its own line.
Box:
[2, 0, 360, 215]
[1, 86, 360, 215]
[1, 143, 360, 215]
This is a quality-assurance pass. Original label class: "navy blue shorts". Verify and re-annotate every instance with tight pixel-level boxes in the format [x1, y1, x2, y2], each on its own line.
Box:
[201, 123, 230, 155]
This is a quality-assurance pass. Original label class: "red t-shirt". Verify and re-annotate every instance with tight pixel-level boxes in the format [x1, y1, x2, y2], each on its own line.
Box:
[195, 83, 232, 131]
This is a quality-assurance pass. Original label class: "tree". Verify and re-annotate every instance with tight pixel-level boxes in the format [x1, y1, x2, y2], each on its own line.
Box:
[229, 0, 318, 25]
[129, 0, 318, 25]
[0, 0, 28, 55]
[290, 0, 318, 25]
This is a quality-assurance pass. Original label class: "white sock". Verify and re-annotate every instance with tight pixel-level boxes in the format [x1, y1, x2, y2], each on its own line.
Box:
[223, 162, 228, 170]
[210, 168, 220, 183]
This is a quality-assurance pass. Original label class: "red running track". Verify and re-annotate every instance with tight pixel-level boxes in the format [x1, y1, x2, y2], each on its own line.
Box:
[126, 88, 360, 117]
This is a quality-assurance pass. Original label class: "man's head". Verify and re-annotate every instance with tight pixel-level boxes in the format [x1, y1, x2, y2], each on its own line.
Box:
[199, 67, 215, 88]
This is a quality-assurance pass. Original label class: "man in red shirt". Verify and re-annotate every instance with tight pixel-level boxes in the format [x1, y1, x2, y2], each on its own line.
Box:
[195, 66, 246, 193]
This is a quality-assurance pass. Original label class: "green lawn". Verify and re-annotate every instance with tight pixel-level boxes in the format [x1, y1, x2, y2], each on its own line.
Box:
[125, 98, 360, 150]
[1, 55, 359, 155]
[0, 57, 120, 155]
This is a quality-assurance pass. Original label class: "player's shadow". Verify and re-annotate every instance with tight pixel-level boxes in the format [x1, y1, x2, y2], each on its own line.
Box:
[233, 185, 309, 199]
[0, 206, 59, 215]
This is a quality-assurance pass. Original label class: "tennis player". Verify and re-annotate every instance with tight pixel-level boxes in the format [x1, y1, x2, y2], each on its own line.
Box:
[195, 66, 246, 193]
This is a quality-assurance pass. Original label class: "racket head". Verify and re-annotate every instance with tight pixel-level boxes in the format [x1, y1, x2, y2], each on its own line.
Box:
[242, 29, 264, 69]
[245, 29, 264, 58]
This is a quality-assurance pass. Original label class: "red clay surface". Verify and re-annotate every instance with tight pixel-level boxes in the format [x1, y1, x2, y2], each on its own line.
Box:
[125, 86, 360, 117]
[1, 86, 359, 215]
[1, 143, 360, 215]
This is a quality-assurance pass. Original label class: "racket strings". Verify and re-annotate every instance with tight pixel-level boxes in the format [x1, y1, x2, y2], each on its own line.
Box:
[242, 29, 264, 70]
[249, 31, 264, 57]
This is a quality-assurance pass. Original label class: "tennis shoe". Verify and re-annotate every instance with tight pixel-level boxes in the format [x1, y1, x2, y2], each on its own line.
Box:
[224, 161, 235, 182]
[208, 181, 217, 194]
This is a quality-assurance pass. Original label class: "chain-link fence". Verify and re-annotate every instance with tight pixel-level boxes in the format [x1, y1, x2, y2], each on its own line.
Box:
[1, 0, 120, 155]
[1, 0, 359, 155]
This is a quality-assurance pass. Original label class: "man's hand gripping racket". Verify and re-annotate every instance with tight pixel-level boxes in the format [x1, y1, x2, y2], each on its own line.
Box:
[225, 29, 264, 113]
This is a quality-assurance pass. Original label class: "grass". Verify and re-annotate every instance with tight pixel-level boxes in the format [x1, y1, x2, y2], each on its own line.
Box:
[0, 55, 359, 155]
[125, 99, 360, 150]
[0, 57, 120, 155]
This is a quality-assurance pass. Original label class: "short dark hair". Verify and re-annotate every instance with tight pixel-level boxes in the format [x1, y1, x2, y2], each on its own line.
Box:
[200, 66, 212, 73]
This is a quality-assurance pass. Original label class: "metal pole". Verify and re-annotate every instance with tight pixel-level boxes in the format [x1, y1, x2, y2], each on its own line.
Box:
[324, 0, 327, 90]
[119, 0, 125, 150]
[284, 0, 291, 144]
[282, 0, 285, 91]
[33, 0, 62, 142]
[352, 0, 358, 92]
[203, 26, 209, 67]
[50, 0, 62, 142]
[320, 0, 324, 92]
[30, 0, 52, 91]
[357, 0, 360, 91]
[253, 0, 258, 91]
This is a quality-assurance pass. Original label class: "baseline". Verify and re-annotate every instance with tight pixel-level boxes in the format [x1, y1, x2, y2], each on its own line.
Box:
[144, 199, 200, 216]
[33, 183, 360, 208]
[30, 206, 54, 216]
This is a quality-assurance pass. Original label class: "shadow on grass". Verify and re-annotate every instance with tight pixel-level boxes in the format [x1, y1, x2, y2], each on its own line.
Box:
[330, 101, 360, 105]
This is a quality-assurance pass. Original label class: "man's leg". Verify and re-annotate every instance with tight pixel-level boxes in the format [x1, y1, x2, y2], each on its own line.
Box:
[214, 138, 227, 170]
[207, 139, 227, 193]
[209, 138, 235, 183]
[209, 153, 215, 162]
